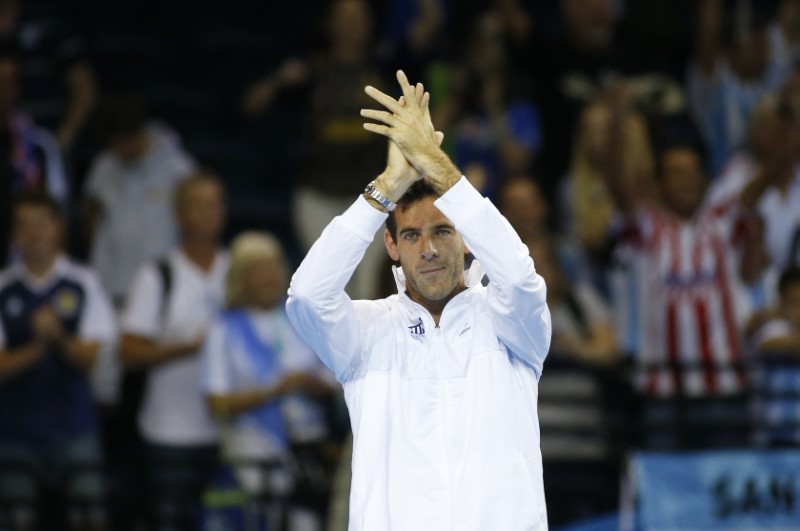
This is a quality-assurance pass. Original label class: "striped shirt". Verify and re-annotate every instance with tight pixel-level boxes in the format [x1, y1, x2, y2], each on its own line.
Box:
[624, 203, 751, 397]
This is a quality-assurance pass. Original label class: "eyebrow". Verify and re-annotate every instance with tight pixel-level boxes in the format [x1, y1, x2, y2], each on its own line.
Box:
[398, 223, 455, 237]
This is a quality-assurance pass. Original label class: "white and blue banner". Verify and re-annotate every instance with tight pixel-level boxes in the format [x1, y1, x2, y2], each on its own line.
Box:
[629, 450, 800, 530]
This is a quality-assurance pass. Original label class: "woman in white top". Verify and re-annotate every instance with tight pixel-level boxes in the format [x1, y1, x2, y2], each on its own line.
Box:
[201, 232, 335, 529]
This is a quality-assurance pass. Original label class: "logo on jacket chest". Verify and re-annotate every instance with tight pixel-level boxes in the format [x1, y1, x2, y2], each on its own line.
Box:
[408, 317, 425, 337]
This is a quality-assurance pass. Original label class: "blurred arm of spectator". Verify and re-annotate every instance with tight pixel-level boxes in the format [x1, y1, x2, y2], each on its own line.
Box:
[406, 0, 444, 55]
[592, 93, 650, 220]
[694, 0, 723, 78]
[31, 305, 98, 370]
[119, 264, 204, 369]
[755, 267, 800, 358]
[241, 58, 310, 118]
[58, 61, 97, 150]
[0, 340, 44, 381]
[206, 372, 329, 418]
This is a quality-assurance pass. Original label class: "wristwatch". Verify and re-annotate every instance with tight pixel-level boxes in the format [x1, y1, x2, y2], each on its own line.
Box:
[364, 181, 397, 212]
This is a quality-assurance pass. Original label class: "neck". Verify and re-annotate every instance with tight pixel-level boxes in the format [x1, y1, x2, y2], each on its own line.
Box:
[408, 284, 467, 326]
[181, 239, 217, 272]
[24, 254, 58, 279]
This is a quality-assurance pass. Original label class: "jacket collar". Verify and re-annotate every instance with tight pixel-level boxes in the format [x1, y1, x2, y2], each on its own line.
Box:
[391, 259, 485, 306]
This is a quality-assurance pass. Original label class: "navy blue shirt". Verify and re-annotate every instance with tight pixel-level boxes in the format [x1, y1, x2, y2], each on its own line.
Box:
[0, 259, 113, 449]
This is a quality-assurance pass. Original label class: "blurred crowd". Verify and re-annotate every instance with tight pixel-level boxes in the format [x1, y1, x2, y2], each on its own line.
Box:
[1, 0, 800, 529]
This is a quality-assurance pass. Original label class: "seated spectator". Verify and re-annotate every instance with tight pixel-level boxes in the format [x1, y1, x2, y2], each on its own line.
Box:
[83, 95, 195, 307]
[751, 266, 800, 448]
[606, 133, 759, 449]
[0, 191, 115, 530]
[119, 173, 228, 530]
[688, 0, 789, 175]
[202, 231, 336, 530]
[0, 0, 97, 150]
[0, 46, 67, 265]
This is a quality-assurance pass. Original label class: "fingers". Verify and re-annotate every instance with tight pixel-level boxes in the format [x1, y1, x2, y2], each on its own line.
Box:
[363, 122, 392, 137]
[365, 85, 403, 114]
[414, 82, 424, 105]
[396, 70, 419, 111]
[360, 108, 399, 126]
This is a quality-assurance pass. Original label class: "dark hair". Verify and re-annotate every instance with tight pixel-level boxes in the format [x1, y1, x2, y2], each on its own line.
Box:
[649, 116, 708, 180]
[92, 94, 150, 142]
[385, 180, 441, 242]
[12, 189, 62, 219]
[778, 266, 800, 297]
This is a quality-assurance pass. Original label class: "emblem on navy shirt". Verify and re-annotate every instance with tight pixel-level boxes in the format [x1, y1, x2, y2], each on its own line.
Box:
[5, 296, 23, 317]
[408, 317, 425, 336]
[53, 288, 79, 318]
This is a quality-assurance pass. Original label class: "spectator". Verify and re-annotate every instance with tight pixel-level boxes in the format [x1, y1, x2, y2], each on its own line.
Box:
[242, 0, 388, 299]
[769, 0, 800, 72]
[523, 0, 682, 211]
[708, 94, 800, 305]
[526, 235, 622, 525]
[0, 46, 67, 266]
[529, 235, 618, 365]
[565, 89, 654, 250]
[119, 173, 228, 530]
[438, 9, 541, 197]
[82, 95, 195, 307]
[751, 266, 800, 447]
[497, 174, 548, 244]
[0, 0, 97, 151]
[688, 0, 789, 176]
[0, 191, 115, 530]
[605, 134, 758, 449]
[202, 231, 336, 530]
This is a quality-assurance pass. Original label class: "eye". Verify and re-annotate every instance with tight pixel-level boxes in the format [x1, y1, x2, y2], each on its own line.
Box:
[403, 232, 419, 242]
[435, 228, 453, 237]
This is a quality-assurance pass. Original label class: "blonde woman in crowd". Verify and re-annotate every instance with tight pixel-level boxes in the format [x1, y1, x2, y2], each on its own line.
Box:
[201, 231, 335, 530]
[566, 92, 654, 252]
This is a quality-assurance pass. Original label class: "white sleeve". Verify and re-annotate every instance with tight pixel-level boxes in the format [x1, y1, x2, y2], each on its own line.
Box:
[84, 155, 111, 201]
[284, 320, 338, 386]
[78, 270, 117, 342]
[434, 177, 551, 376]
[286, 196, 388, 382]
[200, 318, 234, 395]
[121, 263, 162, 339]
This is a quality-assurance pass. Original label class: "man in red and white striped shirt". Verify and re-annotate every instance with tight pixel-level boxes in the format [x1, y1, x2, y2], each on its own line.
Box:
[609, 138, 758, 399]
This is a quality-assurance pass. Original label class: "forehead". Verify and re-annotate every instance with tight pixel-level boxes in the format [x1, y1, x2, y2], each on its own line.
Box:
[395, 196, 454, 230]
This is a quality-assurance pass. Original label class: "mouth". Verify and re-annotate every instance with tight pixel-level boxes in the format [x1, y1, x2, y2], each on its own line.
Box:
[419, 266, 445, 276]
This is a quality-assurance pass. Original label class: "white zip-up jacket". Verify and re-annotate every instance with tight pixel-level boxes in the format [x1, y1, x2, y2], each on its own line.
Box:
[287, 177, 552, 530]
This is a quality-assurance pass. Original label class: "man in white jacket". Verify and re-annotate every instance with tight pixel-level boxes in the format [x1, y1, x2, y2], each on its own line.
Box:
[287, 71, 552, 531]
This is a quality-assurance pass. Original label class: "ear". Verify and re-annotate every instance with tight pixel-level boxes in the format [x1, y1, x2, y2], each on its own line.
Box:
[384, 229, 400, 262]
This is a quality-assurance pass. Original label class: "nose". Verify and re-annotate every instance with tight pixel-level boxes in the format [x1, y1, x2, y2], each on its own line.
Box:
[420, 234, 438, 260]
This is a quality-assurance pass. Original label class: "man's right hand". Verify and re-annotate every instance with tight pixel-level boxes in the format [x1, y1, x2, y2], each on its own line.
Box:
[363, 70, 460, 196]
[367, 75, 444, 204]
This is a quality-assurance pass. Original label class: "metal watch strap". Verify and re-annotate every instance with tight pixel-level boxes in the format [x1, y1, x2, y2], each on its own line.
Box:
[364, 181, 397, 212]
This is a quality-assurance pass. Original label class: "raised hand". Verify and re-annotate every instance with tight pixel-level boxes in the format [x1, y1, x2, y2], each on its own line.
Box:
[363, 70, 458, 195]
[384, 84, 443, 187]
